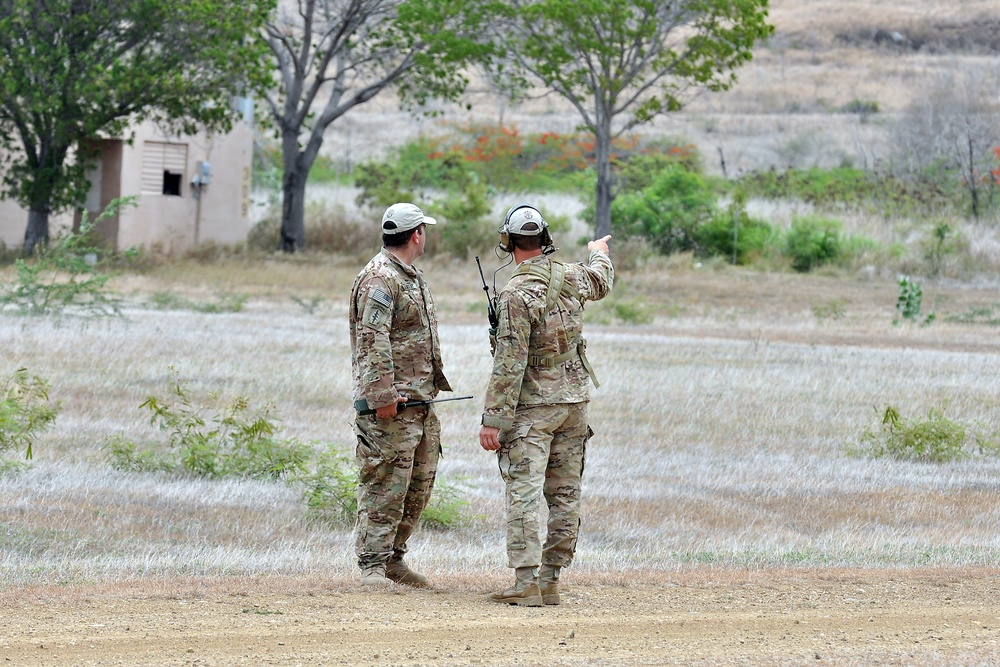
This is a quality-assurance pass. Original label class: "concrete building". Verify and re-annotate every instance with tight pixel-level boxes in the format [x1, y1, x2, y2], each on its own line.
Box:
[0, 116, 254, 254]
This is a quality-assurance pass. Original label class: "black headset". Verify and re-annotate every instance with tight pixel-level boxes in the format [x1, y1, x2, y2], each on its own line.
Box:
[498, 203, 554, 253]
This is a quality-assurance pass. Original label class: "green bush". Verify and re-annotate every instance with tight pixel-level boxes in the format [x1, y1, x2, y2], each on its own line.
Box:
[856, 404, 998, 462]
[695, 211, 774, 264]
[419, 481, 475, 530]
[812, 298, 848, 321]
[105, 370, 477, 530]
[736, 166, 961, 218]
[300, 445, 473, 529]
[610, 165, 717, 254]
[783, 216, 843, 272]
[105, 368, 311, 480]
[588, 294, 654, 325]
[894, 275, 935, 326]
[1, 368, 59, 463]
[944, 304, 1000, 326]
[300, 446, 359, 524]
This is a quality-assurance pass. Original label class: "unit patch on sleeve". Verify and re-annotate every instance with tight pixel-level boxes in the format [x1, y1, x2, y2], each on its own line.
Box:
[360, 286, 393, 332]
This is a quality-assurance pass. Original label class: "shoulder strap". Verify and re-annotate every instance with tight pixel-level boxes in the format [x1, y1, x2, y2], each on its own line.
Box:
[514, 260, 577, 312]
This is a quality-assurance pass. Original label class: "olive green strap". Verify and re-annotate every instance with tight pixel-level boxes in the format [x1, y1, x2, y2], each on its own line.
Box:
[526, 339, 600, 388]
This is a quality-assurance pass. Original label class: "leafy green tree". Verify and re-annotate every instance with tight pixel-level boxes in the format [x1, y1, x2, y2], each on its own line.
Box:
[262, 0, 497, 252]
[0, 0, 275, 254]
[486, 0, 773, 239]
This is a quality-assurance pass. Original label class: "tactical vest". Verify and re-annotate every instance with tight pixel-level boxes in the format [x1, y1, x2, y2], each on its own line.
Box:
[513, 259, 600, 388]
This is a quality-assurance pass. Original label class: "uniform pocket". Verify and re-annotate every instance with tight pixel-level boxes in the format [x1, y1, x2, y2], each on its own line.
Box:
[498, 421, 532, 447]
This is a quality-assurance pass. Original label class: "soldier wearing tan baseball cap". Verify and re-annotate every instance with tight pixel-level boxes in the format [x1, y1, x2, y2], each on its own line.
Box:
[381, 202, 437, 233]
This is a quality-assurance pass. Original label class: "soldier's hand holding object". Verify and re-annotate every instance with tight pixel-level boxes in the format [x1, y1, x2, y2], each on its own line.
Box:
[375, 397, 408, 419]
[588, 235, 612, 254]
[479, 425, 501, 451]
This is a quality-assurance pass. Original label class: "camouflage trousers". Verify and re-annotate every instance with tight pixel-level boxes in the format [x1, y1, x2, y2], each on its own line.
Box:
[496, 402, 593, 570]
[354, 406, 441, 569]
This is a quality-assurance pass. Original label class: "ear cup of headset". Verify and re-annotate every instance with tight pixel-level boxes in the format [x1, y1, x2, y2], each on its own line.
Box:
[497, 228, 512, 253]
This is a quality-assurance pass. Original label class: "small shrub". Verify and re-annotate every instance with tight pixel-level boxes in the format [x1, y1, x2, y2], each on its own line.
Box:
[300, 446, 359, 524]
[419, 480, 475, 530]
[695, 211, 773, 264]
[428, 180, 495, 260]
[588, 295, 654, 325]
[784, 216, 842, 272]
[1, 368, 59, 463]
[921, 222, 971, 279]
[106, 368, 311, 480]
[300, 445, 474, 529]
[104, 433, 175, 474]
[856, 404, 992, 463]
[894, 275, 935, 326]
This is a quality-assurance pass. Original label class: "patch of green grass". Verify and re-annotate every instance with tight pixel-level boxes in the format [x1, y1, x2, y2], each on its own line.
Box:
[148, 291, 247, 313]
[944, 304, 1000, 326]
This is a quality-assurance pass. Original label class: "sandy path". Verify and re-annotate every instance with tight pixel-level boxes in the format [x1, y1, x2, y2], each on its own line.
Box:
[4, 570, 999, 666]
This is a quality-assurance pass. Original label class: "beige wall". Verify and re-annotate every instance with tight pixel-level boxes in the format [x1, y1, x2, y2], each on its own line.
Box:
[0, 119, 253, 254]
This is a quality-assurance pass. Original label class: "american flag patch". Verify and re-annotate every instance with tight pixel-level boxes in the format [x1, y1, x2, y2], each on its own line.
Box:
[371, 288, 392, 308]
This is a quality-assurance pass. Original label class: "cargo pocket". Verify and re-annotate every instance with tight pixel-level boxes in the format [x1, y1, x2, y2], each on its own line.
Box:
[496, 421, 532, 479]
[355, 422, 398, 486]
[499, 421, 532, 447]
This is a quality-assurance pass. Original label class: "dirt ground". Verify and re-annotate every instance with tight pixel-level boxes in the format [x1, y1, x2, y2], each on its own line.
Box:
[3, 569, 999, 666]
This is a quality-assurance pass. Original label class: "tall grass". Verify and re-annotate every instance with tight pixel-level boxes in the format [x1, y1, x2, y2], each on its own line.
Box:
[2, 261, 1000, 588]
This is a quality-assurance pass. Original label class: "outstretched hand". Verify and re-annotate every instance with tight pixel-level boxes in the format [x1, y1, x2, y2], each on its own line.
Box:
[588, 235, 612, 254]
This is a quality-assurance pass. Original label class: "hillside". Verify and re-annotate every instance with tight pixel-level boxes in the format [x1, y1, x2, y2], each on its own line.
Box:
[317, 0, 1000, 177]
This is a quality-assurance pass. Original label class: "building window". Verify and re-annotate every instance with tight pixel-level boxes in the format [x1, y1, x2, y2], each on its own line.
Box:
[142, 142, 187, 196]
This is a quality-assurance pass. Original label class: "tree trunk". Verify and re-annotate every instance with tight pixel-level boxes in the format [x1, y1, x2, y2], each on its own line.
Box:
[280, 166, 307, 253]
[23, 207, 51, 256]
[967, 134, 980, 221]
[279, 126, 325, 253]
[593, 123, 614, 240]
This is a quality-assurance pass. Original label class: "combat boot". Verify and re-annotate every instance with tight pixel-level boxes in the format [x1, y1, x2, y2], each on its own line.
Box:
[538, 564, 561, 605]
[385, 559, 429, 587]
[359, 564, 389, 586]
[488, 567, 543, 607]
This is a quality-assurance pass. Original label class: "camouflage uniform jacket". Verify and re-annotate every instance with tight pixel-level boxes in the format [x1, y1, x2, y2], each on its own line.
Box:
[481, 250, 614, 430]
[350, 248, 452, 409]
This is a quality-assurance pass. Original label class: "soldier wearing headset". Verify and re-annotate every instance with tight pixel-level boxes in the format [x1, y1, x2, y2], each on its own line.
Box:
[478, 204, 614, 606]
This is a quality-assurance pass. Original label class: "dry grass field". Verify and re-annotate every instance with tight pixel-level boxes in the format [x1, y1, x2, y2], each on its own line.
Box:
[3, 0, 1000, 664]
[2, 255, 1000, 665]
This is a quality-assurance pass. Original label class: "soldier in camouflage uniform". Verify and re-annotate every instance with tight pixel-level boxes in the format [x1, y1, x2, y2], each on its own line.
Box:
[478, 204, 614, 606]
[350, 202, 452, 587]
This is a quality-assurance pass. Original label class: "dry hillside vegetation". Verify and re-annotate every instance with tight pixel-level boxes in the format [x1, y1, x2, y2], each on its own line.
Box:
[322, 0, 1000, 177]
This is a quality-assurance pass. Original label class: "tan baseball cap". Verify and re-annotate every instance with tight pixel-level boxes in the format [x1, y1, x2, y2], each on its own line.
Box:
[505, 205, 546, 235]
[382, 203, 437, 233]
